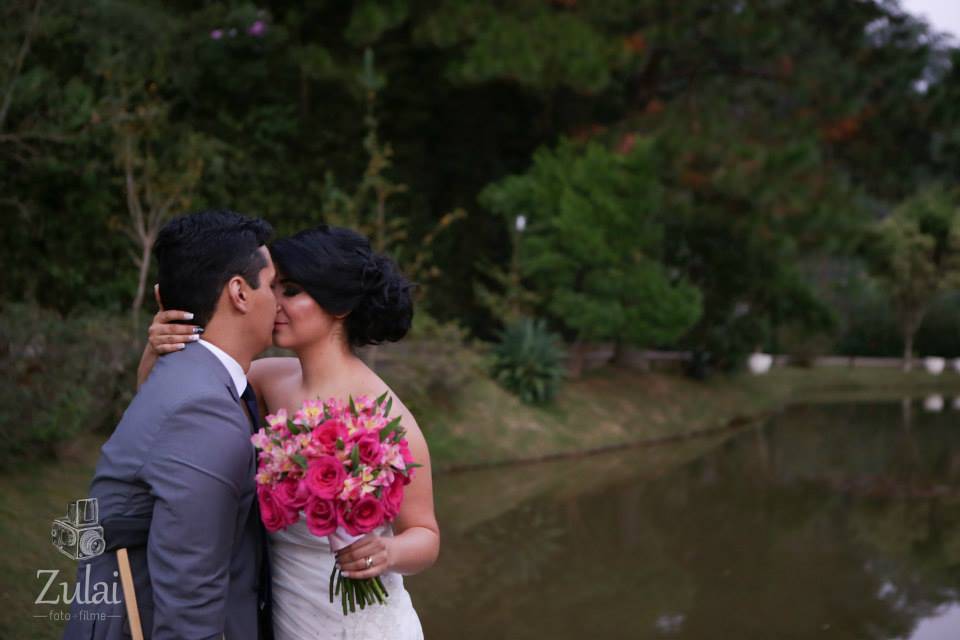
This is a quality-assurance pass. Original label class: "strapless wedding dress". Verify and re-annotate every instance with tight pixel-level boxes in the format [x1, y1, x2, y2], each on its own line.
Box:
[269, 520, 424, 640]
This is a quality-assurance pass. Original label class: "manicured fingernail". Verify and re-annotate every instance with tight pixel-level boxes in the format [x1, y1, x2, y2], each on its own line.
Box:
[183, 312, 194, 320]
[193, 327, 204, 334]
[190, 334, 200, 342]
[179, 344, 186, 350]
[341, 571, 350, 578]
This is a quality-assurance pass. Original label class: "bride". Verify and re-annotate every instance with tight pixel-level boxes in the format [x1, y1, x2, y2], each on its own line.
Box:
[138, 224, 439, 639]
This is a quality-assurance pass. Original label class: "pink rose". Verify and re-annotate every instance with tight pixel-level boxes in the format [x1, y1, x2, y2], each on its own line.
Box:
[305, 455, 346, 500]
[258, 485, 296, 533]
[274, 477, 310, 512]
[382, 478, 404, 519]
[356, 433, 382, 467]
[340, 496, 385, 536]
[304, 497, 338, 537]
[311, 419, 347, 454]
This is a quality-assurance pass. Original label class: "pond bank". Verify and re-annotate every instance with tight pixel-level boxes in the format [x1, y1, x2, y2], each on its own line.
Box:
[420, 366, 960, 472]
[5, 366, 960, 638]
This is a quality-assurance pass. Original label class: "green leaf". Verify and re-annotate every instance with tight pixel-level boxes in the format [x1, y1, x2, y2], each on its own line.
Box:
[292, 454, 309, 470]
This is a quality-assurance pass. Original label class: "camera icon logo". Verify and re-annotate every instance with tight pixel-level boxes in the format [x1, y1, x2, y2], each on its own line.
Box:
[52, 498, 106, 560]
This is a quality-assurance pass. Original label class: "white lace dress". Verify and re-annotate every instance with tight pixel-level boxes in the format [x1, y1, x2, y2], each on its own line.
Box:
[269, 520, 424, 640]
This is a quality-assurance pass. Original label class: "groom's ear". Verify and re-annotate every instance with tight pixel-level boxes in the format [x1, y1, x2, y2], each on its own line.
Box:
[225, 275, 251, 313]
[153, 283, 164, 311]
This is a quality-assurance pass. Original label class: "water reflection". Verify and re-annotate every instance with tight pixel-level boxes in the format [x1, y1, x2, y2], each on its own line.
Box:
[408, 401, 960, 639]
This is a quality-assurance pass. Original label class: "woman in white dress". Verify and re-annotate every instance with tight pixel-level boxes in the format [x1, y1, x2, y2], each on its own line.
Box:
[139, 224, 439, 639]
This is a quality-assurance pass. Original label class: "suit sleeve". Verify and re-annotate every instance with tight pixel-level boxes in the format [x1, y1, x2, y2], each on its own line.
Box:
[142, 394, 253, 640]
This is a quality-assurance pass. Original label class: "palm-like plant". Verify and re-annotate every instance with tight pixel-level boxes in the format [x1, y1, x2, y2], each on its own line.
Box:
[490, 318, 566, 404]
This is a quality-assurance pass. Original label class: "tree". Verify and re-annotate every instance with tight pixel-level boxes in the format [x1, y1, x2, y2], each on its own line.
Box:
[863, 185, 960, 370]
[111, 99, 211, 327]
[82, 2, 217, 327]
[481, 138, 701, 375]
[320, 49, 465, 291]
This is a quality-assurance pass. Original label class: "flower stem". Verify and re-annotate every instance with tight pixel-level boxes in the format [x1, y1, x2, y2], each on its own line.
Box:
[357, 579, 367, 610]
[374, 576, 390, 600]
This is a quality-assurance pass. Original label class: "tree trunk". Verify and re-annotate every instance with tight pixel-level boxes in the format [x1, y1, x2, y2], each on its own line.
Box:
[131, 240, 152, 331]
[0, 0, 43, 133]
[611, 338, 626, 365]
[611, 339, 646, 369]
[903, 328, 914, 372]
[568, 339, 585, 379]
[299, 66, 310, 121]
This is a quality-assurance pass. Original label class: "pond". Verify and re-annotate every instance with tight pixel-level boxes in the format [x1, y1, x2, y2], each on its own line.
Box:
[407, 399, 960, 639]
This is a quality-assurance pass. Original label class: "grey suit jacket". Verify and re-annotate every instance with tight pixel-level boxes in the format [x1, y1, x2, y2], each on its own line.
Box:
[62, 343, 263, 640]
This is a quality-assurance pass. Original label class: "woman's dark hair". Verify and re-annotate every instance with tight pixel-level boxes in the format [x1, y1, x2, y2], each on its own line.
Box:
[270, 225, 414, 347]
[155, 209, 273, 327]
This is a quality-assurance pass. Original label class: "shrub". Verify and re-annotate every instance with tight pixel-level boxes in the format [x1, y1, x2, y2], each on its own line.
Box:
[490, 318, 566, 404]
[0, 304, 141, 469]
[371, 313, 485, 415]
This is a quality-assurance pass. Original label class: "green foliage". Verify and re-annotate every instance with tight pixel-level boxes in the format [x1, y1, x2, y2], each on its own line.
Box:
[0, 304, 140, 468]
[480, 138, 701, 349]
[862, 185, 960, 363]
[2, 0, 960, 371]
[417, 4, 616, 93]
[490, 319, 565, 405]
[318, 49, 465, 293]
[654, 116, 851, 371]
[346, 0, 409, 46]
[375, 313, 485, 416]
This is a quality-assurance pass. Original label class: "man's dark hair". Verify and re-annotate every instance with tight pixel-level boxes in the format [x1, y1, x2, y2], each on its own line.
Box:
[154, 210, 273, 327]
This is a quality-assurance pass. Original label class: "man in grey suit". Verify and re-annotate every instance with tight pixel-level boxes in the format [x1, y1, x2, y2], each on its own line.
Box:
[63, 210, 279, 639]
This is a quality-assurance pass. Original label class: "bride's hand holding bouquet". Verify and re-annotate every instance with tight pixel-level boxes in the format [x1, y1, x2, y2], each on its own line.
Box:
[251, 392, 419, 615]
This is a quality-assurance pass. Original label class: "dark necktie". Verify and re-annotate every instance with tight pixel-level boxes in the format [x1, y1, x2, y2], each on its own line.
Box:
[240, 383, 273, 639]
[240, 384, 260, 434]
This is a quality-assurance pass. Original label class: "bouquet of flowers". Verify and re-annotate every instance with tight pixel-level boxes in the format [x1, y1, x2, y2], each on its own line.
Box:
[250, 392, 417, 615]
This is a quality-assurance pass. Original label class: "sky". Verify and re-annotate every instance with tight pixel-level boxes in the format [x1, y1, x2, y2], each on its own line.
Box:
[899, 0, 960, 38]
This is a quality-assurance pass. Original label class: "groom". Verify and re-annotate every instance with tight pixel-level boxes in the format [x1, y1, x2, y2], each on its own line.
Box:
[63, 210, 277, 639]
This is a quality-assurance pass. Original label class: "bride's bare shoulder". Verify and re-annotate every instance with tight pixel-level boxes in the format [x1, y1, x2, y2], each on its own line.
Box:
[249, 357, 301, 389]
[367, 376, 420, 434]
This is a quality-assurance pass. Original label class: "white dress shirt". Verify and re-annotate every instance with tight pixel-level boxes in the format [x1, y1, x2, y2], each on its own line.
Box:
[197, 339, 248, 397]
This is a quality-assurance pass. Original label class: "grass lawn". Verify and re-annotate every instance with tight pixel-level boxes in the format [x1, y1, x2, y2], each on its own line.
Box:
[4, 365, 960, 637]
[0, 435, 106, 638]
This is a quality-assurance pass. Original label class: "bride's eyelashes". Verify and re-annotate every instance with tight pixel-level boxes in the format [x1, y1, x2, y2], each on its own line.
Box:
[276, 281, 303, 297]
[282, 285, 302, 297]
